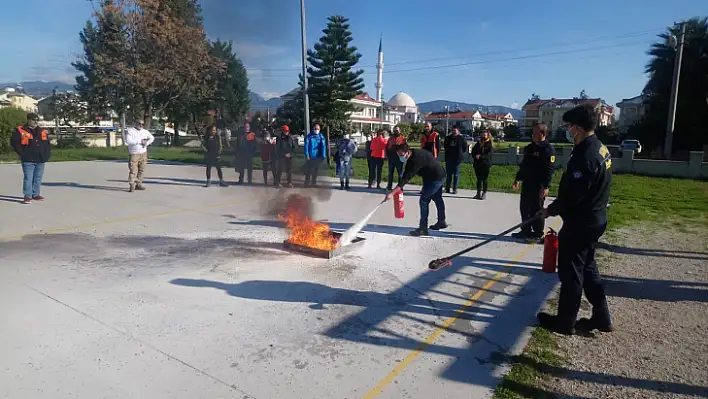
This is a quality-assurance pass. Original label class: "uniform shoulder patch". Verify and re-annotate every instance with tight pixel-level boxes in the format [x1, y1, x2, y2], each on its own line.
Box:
[550, 155, 556, 163]
[572, 170, 583, 179]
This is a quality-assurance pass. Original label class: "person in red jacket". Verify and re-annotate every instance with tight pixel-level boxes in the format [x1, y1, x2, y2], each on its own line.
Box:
[368, 129, 388, 190]
[260, 131, 276, 186]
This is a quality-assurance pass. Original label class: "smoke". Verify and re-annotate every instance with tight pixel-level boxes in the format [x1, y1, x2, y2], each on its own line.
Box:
[259, 186, 333, 221]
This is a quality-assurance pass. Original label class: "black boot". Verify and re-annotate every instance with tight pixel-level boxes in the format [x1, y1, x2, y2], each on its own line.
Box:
[409, 227, 429, 237]
[345, 182, 350, 190]
[473, 191, 481, 200]
[536, 312, 575, 335]
[340, 182, 345, 190]
[480, 192, 487, 200]
[429, 221, 449, 230]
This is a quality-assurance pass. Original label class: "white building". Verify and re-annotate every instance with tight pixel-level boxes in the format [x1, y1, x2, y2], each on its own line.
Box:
[387, 92, 420, 123]
[615, 94, 646, 131]
[0, 87, 38, 113]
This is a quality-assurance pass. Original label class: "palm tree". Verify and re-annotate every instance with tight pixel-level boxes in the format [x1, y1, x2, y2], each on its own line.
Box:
[638, 17, 708, 155]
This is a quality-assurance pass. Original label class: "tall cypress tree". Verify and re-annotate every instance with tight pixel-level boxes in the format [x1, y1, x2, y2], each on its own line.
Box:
[307, 15, 364, 136]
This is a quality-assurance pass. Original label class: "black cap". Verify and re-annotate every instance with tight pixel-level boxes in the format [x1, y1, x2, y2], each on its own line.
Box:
[27, 112, 39, 121]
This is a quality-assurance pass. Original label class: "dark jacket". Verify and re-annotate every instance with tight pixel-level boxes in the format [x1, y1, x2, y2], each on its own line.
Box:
[421, 131, 441, 158]
[386, 134, 407, 160]
[471, 138, 494, 167]
[11, 125, 51, 163]
[444, 134, 467, 164]
[240, 132, 257, 156]
[547, 135, 612, 227]
[276, 134, 296, 158]
[203, 134, 222, 163]
[397, 149, 446, 188]
[515, 140, 556, 189]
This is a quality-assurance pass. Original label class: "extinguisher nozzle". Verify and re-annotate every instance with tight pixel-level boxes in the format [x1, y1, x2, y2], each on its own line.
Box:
[428, 258, 452, 271]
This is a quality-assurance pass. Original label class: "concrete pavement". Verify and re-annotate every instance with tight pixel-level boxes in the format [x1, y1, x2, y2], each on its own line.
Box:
[0, 160, 561, 399]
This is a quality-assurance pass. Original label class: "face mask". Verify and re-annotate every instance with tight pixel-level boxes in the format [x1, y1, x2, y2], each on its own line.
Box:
[565, 130, 574, 144]
[398, 154, 407, 163]
[314, 129, 320, 134]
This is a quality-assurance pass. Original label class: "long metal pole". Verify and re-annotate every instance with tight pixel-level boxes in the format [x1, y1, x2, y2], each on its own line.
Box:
[300, 0, 310, 136]
[664, 22, 685, 159]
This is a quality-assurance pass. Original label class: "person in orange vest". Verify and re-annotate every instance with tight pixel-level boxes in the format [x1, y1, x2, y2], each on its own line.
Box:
[10, 113, 51, 204]
[236, 122, 257, 184]
[420, 122, 441, 159]
[386, 125, 407, 190]
[368, 129, 388, 190]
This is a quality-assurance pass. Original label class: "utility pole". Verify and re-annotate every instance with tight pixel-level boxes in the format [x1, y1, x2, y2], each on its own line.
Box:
[664, 22, 686, 159]
[52, 88, 59, 136]
[300, 0, 310, 137]
[444, 105, 449, 135]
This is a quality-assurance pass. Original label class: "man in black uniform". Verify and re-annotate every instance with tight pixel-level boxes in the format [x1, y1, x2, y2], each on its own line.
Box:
[512, 123, 556, 242]
[386, 142, 448, 237]
[537, 104, 613, 335]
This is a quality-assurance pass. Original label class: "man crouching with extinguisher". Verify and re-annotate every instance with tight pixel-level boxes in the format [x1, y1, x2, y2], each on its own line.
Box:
[386, 142, 448, 237]
[536, 104, 613, 336]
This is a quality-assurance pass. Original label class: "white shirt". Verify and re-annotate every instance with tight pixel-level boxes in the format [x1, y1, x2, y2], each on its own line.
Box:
[123, 127, 155, 155]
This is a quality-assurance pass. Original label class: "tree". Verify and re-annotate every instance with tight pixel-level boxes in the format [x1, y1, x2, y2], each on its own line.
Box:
[0, 107, 27, 155]
[503, 124, 520, 140]
[276, 75, 308, 135]
[210, 39, 250, 126]
[307, 15, 364, 138]
[641, 17, 708, 155]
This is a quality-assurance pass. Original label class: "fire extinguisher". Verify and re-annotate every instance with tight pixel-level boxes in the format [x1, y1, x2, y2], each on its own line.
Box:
[542, 228, 559, 273]
[393, 191, 405, 219]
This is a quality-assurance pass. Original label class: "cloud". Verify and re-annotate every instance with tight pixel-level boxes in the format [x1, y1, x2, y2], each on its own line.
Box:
[23, 66, 76, 85]
[510, 102, 520, 109]
[260, 92, 282, 99]
[232, 42, 285, 61]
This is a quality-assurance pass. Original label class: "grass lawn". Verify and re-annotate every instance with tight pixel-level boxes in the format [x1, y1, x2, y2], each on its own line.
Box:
[2, 146, 706, 399]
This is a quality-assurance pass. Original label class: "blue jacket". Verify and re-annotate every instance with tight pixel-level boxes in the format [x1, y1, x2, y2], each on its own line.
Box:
[304, 131, 326, 159]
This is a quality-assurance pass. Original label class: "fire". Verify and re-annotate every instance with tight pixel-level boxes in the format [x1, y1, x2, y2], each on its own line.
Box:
[277, 194, 339, 250]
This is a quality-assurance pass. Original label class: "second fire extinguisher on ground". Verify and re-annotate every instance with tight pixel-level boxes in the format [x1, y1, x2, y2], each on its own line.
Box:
[542, 228, 559, 273]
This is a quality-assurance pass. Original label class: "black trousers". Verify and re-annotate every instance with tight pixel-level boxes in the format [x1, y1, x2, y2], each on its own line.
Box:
[387, 158, 403, 188]
[474, 163, 490, 193]
[262, 160, 276, 184]
[238, 156, 253, 183]
[304, 158, 323, 186]
[205, 163, 223, 181]
[520, 186, 545, 235]
[276, 157, 293, 184]
[556, 223, 612, 329]
[368, 158, 384, 185]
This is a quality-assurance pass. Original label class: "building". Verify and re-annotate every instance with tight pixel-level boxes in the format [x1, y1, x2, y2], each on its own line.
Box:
[615, 94, 646, 131]
[386, 92, 420, 123]
[520, 97, 613, 136]
[423, 110, 517, 132]
[0, 87, 38, 113]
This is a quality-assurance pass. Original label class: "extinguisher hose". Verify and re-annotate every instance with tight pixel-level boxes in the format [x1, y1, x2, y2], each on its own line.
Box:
[428, 214, 542, 270]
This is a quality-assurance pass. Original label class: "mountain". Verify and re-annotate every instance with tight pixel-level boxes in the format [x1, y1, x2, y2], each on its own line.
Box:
[249, 92, 281, 110]
[417, 100, 523, 119]
[0, 81, 75, 98]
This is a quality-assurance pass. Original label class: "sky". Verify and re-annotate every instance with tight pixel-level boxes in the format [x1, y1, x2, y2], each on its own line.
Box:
[0, 0, 705, 109]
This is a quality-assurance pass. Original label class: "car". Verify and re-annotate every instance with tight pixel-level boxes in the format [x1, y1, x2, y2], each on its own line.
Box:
[620, 139, 642, 154]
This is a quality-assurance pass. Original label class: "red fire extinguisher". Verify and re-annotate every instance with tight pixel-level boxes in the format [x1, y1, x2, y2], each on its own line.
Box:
[393, 191, 405, 219]
[542, 228, 559, 273]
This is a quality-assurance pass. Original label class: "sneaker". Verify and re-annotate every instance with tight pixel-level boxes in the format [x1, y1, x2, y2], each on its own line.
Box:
[576, 317, 614, 333]
[128, 185, 135, 193]
[135, 185, 146, 191]
[204, 181, 211, 188]
[429, 221, 449, 230]
[480, 192, 487, 200]
[345, 183, 350, 190]
[32, 195, 44, 201]
[386, 185, 392, 191]
[22, 197, 32, 204]
[511, 231, 530, 239]
[340, 183, 345, 190]
[473, 192, 481, 199]
[452, 190, 458, 194]
[409, 227, 429, 237]
[536, 312, 575, 335]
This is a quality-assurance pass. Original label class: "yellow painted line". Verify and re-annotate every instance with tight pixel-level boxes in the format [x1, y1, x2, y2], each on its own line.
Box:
[362, 220, 562, 399]
[0, 199, 252, 242]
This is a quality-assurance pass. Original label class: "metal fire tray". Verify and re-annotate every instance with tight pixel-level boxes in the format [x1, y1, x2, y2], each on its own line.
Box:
[283, 231, 366, 259]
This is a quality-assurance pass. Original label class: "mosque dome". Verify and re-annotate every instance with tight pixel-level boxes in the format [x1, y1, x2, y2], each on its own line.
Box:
[387, 92, 416, 108]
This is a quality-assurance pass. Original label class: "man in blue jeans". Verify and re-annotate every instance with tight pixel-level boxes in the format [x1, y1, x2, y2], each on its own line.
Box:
[11, 113, 51, 204]
[386, 142, 448, 236]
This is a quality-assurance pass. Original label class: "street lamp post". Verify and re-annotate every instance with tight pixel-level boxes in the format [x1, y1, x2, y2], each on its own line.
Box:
[300, 0, 310, 136]
[664, 22, 686, 159]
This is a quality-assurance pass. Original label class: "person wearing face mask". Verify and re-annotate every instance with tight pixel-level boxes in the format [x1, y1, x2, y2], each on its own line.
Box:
[536, 103, 614, 336]
[11, 113, 51, 204]
[336, 133, 358, 190]
[368, 129, 388, 189]
[260, 131, 277, 186]
[275, 125, 295, 187]
[470, 129, 494, 199]
[386, 142, 448, 237]
[511, 123, 556, 242]
[386, 126, 407, 190]
[303, 124, 326, 188]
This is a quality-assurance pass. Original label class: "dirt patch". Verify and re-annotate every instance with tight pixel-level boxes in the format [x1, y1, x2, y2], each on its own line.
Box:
[542, 222, 708, 399]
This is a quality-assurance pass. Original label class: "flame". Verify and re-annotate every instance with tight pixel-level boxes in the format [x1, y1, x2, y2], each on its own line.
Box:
[278, 194, 339, 250]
